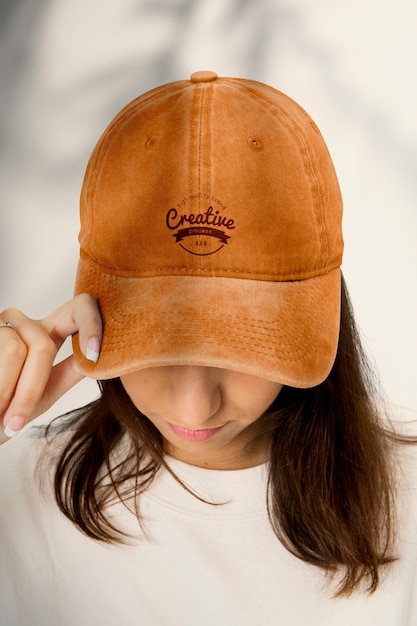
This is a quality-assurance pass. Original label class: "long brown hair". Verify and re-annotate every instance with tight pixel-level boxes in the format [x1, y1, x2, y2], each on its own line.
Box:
[46, 275, 398, 596]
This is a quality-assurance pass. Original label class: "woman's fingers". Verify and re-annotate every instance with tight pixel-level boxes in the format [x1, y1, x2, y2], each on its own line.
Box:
[14, 354, 85, 420]
[41, 293, 102, 359]
[0, 317, 29, 423]
[0, 294, 102, 439]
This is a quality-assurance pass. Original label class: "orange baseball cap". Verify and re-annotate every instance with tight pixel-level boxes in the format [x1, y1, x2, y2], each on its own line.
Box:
[73, 71, 343, 387]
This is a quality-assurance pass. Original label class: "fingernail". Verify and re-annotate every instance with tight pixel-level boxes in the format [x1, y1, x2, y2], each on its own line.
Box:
[86, 337, 100, 363]
[4, 416, 26, 438]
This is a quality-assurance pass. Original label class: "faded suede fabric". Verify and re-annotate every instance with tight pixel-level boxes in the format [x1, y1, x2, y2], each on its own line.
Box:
[73, 72, 343, 387]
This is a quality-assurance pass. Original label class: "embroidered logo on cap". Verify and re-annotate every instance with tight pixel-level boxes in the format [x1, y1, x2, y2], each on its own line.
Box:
[166, 195, 235, 256]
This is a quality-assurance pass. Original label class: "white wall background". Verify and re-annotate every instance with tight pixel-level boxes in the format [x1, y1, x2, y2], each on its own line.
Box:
[1, 0, 416, 417]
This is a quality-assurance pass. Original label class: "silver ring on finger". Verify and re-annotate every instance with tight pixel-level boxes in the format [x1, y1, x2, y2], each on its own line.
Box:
[0, 321, 16, 331]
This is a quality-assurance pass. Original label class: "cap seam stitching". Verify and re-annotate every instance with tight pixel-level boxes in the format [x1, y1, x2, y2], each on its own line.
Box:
[234, 83, 332, 268]
[79, 250, 341, 280]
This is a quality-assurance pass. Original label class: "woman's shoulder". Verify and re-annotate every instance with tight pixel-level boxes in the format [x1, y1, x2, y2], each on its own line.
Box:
[0, 413, 70, 500]
[387, 405, 417, 530]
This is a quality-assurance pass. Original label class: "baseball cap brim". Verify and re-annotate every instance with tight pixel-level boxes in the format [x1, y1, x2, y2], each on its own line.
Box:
[72, 255, 340, 388]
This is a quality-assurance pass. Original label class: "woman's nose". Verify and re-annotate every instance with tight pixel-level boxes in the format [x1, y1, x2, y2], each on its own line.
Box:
[168, 366, 222, 429]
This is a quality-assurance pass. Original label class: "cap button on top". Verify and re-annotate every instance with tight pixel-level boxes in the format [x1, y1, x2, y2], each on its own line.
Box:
[190, 71, 218, 83]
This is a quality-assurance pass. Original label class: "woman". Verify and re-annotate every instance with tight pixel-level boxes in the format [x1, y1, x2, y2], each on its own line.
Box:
[1, 71, 416, 625]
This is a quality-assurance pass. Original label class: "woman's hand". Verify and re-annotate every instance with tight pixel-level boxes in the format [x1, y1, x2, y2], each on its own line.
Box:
[0, 294, 102, 444]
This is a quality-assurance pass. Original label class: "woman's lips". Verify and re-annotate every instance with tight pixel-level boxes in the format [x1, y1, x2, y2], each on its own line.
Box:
[168, 423, 225, 442]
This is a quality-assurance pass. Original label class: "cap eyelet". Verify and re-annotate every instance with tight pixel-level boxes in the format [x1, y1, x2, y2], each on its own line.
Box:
[248, 137, 263, 151]
[145, 136, 158, 149]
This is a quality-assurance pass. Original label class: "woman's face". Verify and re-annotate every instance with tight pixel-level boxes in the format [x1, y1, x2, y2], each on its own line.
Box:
[121, 366, 283, 470]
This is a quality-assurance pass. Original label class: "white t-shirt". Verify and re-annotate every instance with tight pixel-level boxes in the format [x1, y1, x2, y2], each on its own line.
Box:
[0, 419, 416, 626]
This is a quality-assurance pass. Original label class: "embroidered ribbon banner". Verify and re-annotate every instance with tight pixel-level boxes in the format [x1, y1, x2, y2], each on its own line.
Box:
[173, 227, 230, 244]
